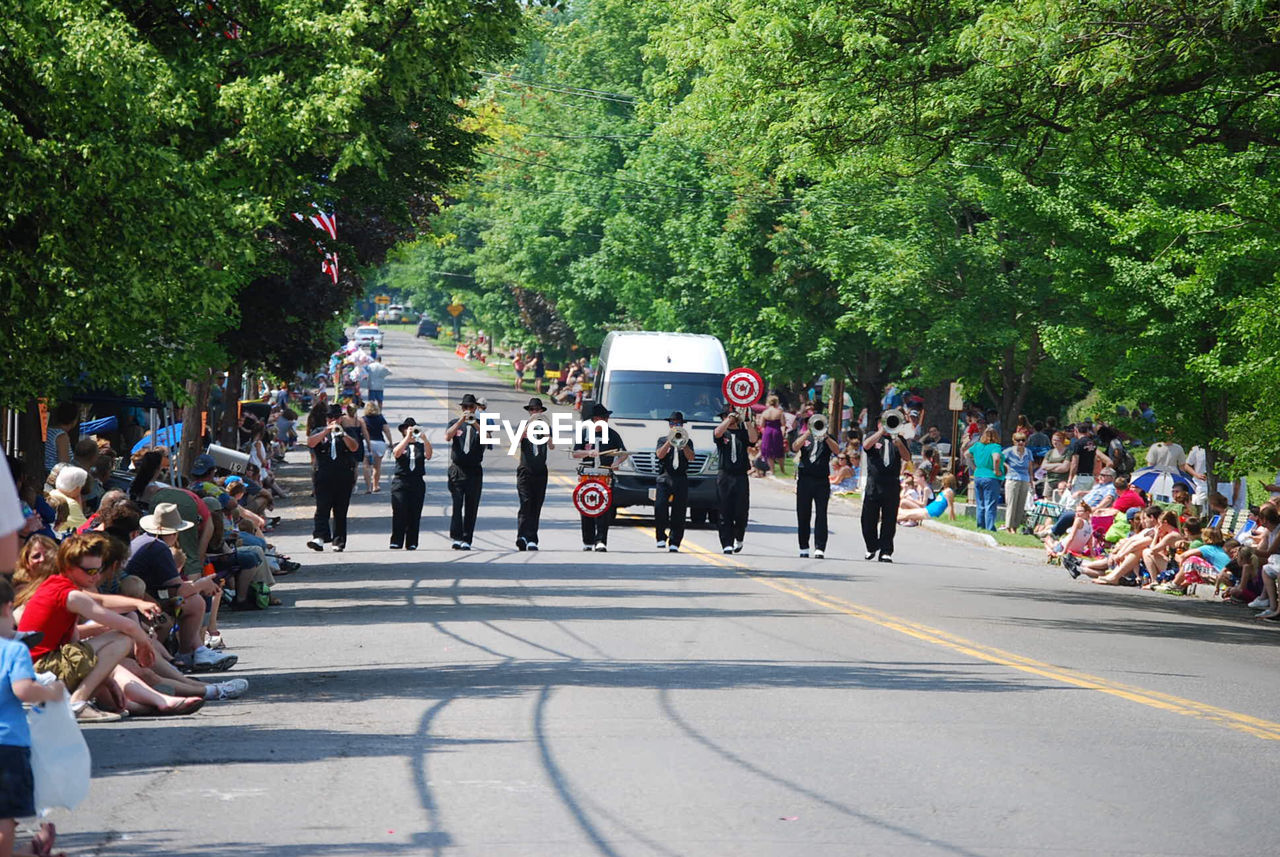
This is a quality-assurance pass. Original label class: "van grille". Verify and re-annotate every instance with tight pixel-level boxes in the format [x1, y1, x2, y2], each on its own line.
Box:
[628, 451, 709, 476]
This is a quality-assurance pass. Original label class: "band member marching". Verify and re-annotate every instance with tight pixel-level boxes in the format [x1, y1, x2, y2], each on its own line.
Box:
[514, 397, 553, 551]
[714, 405, 758, 554]
[389, 418, 432, 551]
[306, 403, 358, 552]
[444, 393, 489, 550]
[572, 403, 628, 552]
[792, 414, 841, 558]
[654, 410, 695, 552]
[862, 417, 912, 562]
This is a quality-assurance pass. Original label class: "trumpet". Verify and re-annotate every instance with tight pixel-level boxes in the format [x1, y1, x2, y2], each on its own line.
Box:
[667, 425, 691, 449]
[882, 407, 908, 436]
[808, 413, 828, 439]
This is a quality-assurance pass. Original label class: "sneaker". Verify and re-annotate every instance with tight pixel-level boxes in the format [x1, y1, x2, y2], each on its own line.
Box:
[878, 555, 893, 563]
[204, 633, 226, 651]
[452, 541, 463, 550]
[814, 549, 825, 559]
[526, 543, 538, 551]
[668, 544, 679, 552]
[333, 543, 345, 553]
[74, 702, 123, 723]
[733, 540, 743, 553]
[799, 548, 810, 558]
[279, 559, 302, 572]
[722, 546, 734, 554]
[187, 646, 238, 673]
[459, 542, 471, 551]
[390, 543, 403, 550]
[594, 543, 607, 552]
[865, 551, 877, 561]
[406, 545, 417, 551]
[583, 544, 594, 552]
[1248, 596, 1270, 610]
[306, 538, 324, 552]
[656, 540, 667, 550]
[212, 678, 249, 700]
[1064, 554, 1082, 579]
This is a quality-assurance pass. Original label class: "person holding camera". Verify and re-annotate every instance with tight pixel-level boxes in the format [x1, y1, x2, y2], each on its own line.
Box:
[389, 418, 432, 551]
[306, 403, 358, 552]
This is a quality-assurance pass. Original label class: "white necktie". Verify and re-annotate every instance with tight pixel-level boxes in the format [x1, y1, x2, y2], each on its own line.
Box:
[730, 434, 737, 464]
[463, 425, 471, 455]
[329, 432, 338, 460]
[809, 439, 818, 463]
[409, 444, 416, 470]
[883, 441, 890, 467]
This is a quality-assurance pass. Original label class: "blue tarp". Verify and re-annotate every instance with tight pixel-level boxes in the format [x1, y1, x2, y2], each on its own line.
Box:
[130, 423, 183, 455]
[79, 416, 118, 436]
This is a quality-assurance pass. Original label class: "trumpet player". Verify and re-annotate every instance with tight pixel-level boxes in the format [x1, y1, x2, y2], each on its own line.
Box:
[655, 411, 695, 552]
[514, 397, 553, 551]
[714, 405, 758, 554]
[445, 393, 489, 550]
[306, 403, 359, 552]
[792, 412, 841, 558]
[862, 411, 912, 562]
[390, 418, 432, 551]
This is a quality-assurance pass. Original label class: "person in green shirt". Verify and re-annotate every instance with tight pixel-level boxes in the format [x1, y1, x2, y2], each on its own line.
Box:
[967, 428, 1005, 531]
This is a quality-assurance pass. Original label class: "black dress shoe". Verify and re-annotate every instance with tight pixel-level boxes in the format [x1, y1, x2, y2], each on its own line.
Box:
[389, 543, 403, 550]
[516, 538, 527, 552]
[877, 555, 893, 563]
[864, 551, 877, 561]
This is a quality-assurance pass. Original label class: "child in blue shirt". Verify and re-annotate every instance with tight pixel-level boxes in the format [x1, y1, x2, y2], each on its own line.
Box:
[0, 577, 65, 857]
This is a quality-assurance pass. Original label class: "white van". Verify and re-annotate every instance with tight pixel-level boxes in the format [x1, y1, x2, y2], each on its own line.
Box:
[592, 331, 729, 523]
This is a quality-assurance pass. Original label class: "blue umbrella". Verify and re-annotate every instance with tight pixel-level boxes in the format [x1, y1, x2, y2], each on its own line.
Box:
[130, 423, 183, 455]
[1129, 467, 1191, 494]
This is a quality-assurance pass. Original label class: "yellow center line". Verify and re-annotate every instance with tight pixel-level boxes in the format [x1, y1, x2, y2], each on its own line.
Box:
[674, 540, 1280, 741]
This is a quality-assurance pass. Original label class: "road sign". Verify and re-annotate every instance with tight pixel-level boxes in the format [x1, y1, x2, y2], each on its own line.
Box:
[447, 303, 465, 317]
[948, 381, 964, 411]
[374, 295, 391, 305]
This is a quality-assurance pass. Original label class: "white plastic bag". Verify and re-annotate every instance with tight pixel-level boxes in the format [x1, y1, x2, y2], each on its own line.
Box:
[26, 673, 91, 813]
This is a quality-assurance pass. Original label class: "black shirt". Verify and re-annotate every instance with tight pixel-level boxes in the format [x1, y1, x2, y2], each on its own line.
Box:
[393, 442, 427, 479]
[863, 437, 903, 490]
[313, 428, 357, 474]
[796, 437, 833, 479]
[655, 435, 695, 480]
[574, 426, 626, 469]
[716, 428, 751, 475]
[518, 434, 550, 472]
[449, 419, 487, 468]
[1069, 435, 1097, 475]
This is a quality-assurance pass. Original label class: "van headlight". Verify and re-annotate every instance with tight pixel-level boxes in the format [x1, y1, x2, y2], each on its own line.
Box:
[616, 456, 636, 473]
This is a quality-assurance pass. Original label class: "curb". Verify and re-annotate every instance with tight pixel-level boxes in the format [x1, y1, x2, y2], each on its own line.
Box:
[919, 519, 999, 548]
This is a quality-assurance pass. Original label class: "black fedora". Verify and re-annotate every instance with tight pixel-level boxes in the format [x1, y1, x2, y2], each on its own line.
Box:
[459, 393, 479, 407]
[523, 397, 547, 412]
[588, 403, 612, 419]
[398, 417, 417, 433]
[666, 411, 685, 423]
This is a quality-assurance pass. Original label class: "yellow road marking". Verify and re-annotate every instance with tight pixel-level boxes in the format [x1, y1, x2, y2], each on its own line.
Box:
[675, 540, 1280, 741]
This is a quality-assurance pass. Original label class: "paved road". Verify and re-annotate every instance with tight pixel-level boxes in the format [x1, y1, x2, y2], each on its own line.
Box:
[65, 329, 1280, 856]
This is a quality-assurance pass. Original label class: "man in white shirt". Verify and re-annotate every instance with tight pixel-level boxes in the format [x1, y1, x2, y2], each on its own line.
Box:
[364, 359, 391, 405]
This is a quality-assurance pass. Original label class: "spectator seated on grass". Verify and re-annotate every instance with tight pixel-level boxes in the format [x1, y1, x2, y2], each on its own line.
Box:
[1157, 528, 1241, 596]
[1045, 500, 1094, 562]
[1047, 468, 1117, 539]
[47, 465, 89, 533]
[897, 475, 958, 524]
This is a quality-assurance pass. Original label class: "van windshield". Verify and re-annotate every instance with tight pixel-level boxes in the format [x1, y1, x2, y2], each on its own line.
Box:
[602, 370, 726, 422]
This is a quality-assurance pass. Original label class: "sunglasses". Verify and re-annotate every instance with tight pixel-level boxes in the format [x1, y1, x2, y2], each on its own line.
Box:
[74, 563, 103, 576]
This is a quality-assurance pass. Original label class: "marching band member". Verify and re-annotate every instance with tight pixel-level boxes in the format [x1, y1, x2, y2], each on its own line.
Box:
[792, 415, 841, 558]
[654, 411, 695, 552]
[444, 393, 489, 550]
[514, 397, 553, 551]
[306, 403, 358, 552]
[572, 403, 628, 552]
[714, 405, 758, 554]
[389, 418, 431, 551]
[862, 417, 912, 562]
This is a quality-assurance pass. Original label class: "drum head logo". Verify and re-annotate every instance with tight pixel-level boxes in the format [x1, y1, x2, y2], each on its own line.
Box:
[573, 481, 612, 517]
[722, 367, 763, 407]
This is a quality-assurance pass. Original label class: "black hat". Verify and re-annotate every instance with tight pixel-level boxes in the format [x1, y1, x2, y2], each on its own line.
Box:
[666, 411, 685, 423]
[459, 393, 479, 407]
[398, 417, 417, 433]
[523, 397, 547, 412]
[326, 403, 343, 418]
[589, 403, 612, 419]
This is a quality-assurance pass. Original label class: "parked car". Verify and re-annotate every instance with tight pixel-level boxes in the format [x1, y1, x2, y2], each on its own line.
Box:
[416, 317, 439, 338]
[353, 325, 383, 349]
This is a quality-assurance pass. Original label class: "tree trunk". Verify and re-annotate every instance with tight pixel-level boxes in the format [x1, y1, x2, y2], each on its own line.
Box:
[178, 371, 212, 480]
[220, 361, 245, 447]
[981, 330, 1042, 446]
[18, 399, 45, 486]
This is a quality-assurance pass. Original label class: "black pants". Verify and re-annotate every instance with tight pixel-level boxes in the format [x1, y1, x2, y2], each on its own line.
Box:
[516, 467, 548, 545]
[655, 477, 689, 546]
[314, 467, 355, 546]
[796, 475, 830, 550]
[861, 488, 899, 556]
[390, 476, 425, 548]
[581, 506, 615, 546]
[448, 464, 483, 543]
[717, 472, 750, 548]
